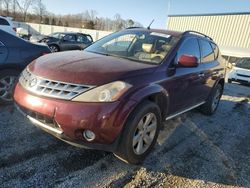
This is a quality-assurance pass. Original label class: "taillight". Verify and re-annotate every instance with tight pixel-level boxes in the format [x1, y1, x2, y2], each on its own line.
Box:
[13, 27, 17, 32]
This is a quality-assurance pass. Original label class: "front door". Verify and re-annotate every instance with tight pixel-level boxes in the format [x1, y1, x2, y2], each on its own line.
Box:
[60, 34, 77, 51]
[166, 37, 207, 114]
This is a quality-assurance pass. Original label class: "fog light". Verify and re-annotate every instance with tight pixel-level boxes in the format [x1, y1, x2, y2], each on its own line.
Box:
[83, 130, 96, 141]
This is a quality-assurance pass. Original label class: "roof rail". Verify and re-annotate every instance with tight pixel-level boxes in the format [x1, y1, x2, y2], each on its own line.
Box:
[183, 30, 213, 41]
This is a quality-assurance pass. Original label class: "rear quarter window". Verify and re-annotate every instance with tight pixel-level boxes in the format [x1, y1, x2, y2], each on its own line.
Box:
[211, 43, 219, 59]
[0, 18, 10, 26]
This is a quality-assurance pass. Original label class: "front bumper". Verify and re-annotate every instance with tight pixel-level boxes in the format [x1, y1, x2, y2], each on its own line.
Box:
[14, 83, 137, 151]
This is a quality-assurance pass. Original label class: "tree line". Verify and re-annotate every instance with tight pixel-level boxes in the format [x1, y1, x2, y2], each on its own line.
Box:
[0, 0, 143, 31]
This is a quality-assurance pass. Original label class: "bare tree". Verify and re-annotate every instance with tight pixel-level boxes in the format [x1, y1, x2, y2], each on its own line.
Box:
[2, 0, 11, 16]
[33, 0, 46, 23]
[16, 0, 34, 21]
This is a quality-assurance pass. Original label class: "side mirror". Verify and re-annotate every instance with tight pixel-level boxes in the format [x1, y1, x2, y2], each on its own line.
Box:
[178, 55, 199, 68]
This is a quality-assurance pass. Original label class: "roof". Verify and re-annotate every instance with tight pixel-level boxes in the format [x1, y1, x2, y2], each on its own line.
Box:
[52, 32, 88, 35]
[220, 46, 250, 58]
[169, 12, 250, 17]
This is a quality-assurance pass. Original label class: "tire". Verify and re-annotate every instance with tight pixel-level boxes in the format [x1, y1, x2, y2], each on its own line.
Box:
[114, 101, 161, 164]
[228, 79, 232, 83]
[0, 69, 20, 104]
[200, 84, 223, 116]
[49, 45, 60, 53]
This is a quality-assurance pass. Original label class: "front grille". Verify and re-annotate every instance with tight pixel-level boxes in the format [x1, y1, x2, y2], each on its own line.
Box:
[19, 69, 94, 100]
[237, 73, 250, 78]
[18, 104, 62, 131]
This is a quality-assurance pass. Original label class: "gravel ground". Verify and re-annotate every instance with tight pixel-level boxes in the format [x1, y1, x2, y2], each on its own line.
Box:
[0, 83, 250, 188]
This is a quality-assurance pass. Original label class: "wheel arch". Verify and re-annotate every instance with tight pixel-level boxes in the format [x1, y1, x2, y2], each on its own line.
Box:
[129, 84, 170, 121]
[48, 43, 60, 51]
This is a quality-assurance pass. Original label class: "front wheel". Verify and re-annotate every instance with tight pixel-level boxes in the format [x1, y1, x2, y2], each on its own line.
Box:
[114, 101, 161, 164]
[200, 84, 223, 115]
[49, 45, 60, 53]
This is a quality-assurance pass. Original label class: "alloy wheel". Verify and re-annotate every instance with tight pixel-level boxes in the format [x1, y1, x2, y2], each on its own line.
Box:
[0, 76, 17, 102]
[212, 88, 221, 111]
[133, 113, 157, 155]
[49, 45, 59, 53]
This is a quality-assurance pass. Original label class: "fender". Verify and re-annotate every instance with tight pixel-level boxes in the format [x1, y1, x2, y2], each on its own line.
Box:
[129, 84, 170, 119]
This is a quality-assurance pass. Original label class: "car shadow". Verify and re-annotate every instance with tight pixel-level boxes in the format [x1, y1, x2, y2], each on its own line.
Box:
[141, 97, 250, 187]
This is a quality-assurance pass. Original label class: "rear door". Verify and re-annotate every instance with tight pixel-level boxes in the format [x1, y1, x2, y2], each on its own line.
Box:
[198, 39, 221, 101]
[76, 34, 92, 49]
[0, 40, 8, 64]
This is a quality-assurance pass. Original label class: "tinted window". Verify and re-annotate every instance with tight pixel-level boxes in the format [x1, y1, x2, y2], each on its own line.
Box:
[63, 34, 76, 42]
[200, 40, 215, 62]
[0, 18, 10, 26]
[177, 38, 201, 62]
[211, 43, 219, 59]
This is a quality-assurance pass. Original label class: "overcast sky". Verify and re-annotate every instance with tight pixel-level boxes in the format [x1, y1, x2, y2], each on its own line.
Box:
[42, 0, 250, 29]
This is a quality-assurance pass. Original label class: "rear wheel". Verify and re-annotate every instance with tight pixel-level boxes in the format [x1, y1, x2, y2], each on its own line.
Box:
[114, 101, 161, 164]
[200, 84, 223, 115]
[0, 70, 20, 104]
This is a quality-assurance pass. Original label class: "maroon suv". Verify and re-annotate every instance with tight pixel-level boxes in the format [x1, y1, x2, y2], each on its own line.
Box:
[14, 28, 225, 164]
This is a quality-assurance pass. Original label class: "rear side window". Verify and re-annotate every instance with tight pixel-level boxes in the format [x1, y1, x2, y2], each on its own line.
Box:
[211, 43, 219, 59]
[77, 35, 92, 43]
[199, 40, 215, 63]
[0, 18, 10, 26]
[177, 38, 201, 62]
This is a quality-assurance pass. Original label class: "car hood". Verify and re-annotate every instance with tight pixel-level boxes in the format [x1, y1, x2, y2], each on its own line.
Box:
[28, 51, 158, 85]
[233, 67, 250, 75]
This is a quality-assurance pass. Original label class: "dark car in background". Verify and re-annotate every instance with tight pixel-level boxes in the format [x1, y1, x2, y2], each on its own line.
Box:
[37, 32, 93, 52]
[14, 28, 225, 164]
[0, 29, 51, 104]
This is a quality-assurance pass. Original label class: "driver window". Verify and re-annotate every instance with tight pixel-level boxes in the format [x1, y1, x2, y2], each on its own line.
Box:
[177, 38, 201, 63]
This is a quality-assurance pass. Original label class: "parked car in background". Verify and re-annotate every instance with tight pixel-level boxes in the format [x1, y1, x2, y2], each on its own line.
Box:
[30, 34, 46, 43]
[37, 32, 93, 52]
[228, 58, 250, 85]
[14, 28, 225, 164]
[0, 30, 51, 104]
[16, 27, 31, 40]
[0, 16, 16, 35]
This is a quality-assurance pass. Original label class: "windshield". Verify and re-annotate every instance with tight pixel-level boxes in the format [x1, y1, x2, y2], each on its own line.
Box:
[85, 30, 179, 64]
[236, 58, 250, 69]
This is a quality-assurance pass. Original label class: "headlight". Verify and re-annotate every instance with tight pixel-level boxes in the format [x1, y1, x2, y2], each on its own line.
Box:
[72, 81, 132, 102]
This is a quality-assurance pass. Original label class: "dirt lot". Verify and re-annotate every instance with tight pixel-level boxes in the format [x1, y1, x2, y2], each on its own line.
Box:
[0, 83, 250, 188]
